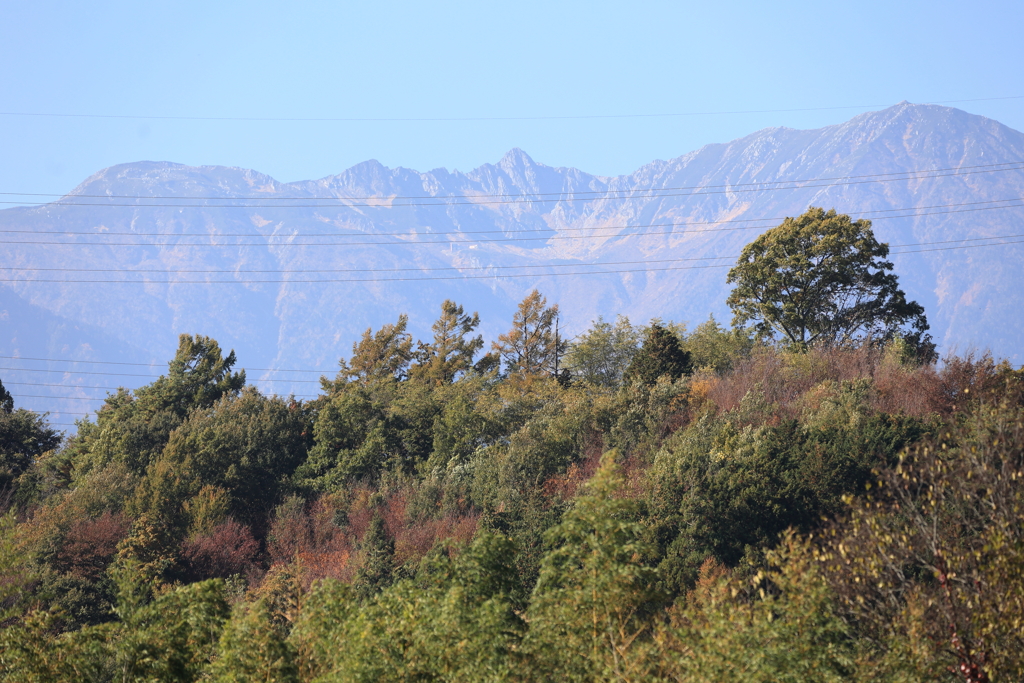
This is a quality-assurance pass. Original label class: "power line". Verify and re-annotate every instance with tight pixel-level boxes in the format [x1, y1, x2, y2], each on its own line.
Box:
[2, 254, 735, 275]
[2, 381, 141, 389]
[891, 239, 1024, 255]
[1, 232, 1022, 286]
[5, 165, 1023, 211]
[4, 161, 1020, 203]
[0, 354, 332, 373]
[2, 237, 1023, 286]
[1, 95, 1021, 123]
[5, 379, 322, 400]
[2, 229, 1015, 278]
[1, 226, 1016, 384]
[0, 366, 326, 380]
[4, 227, 1019, 274]
[0, 380, 316, 391]
[8, 198, 1024, 249]
[0, 263, 728, 284]
[10, 392, 319, 400]
[4, 201, 1023, 249]
[3, 196, 1021, 239]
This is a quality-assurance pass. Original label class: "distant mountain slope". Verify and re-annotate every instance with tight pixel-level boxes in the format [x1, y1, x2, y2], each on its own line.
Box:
[2, 102, 1023, 424]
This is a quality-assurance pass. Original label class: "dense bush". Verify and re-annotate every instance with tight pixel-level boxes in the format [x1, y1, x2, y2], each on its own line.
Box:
[1, 296, 1021, 681]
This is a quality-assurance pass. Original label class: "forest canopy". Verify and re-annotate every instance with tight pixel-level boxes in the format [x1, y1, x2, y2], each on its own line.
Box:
[1, 220, 1022, 681]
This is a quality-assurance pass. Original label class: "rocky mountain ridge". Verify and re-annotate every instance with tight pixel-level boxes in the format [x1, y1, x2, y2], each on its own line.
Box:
[2, 102, 1023, 425]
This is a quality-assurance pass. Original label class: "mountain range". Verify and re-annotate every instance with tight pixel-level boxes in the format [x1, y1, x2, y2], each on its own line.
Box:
[3, 102, 1023, 426]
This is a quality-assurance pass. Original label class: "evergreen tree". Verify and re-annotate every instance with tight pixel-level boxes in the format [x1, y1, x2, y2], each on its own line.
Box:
[355, 513, 394, 598]
[410, 300, 484, 385]
[0, 379, 12, 414]
[346, 315, 414, 384]
[157, 334, 246, 418]
[0, 385, 61, 499]
[66, 334, 246, 478]
[493, 290, 566, 377]
[525, 451, 661, 680]
[624, 323, 692, 385]
[210, 600, 298, 683]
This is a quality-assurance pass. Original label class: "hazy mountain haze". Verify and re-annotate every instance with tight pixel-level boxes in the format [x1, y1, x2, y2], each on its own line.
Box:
[3, 102, 1023, 425]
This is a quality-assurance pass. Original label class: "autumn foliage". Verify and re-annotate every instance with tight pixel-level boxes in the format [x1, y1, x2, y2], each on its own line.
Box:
[1, 297, 1023, 681]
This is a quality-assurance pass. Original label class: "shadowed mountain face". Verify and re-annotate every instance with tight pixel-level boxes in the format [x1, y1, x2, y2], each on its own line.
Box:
[3, 102, 1023, 423]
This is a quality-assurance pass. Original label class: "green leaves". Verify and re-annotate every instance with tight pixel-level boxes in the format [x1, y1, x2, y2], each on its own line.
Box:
[291, 532, 522, 682]
[564, 315, 641, 388]
[525, 452, 661, 681]
[664, 536, 855, 683]
[410, 300, 484, 386]
[132, 387, 309, 536]
[345, 315, 414, 385]
[209, 600, 298, 683]
[493, 289, 565, 378]
[623, 323, 692, 386]
[727, 207, 931, 352]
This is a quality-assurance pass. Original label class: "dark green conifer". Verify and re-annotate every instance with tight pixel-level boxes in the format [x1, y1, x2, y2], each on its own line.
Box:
[355, 513, 394, 598]
[624, 323, 692, 385]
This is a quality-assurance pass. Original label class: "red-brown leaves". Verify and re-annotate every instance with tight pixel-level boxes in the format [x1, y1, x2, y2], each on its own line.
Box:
[52, 510, 129, 580]
[182, 517, 259, 580]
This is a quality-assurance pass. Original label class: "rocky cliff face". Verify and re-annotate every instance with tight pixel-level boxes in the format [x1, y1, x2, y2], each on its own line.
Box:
[3, 102, 1023, 424]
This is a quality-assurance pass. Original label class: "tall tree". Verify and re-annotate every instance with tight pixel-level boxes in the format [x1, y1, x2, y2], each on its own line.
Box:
[0, 379, 12, 414]
[410, 300, 484, 385]
[346, 315, 414, 384]
[525, 452, 661, 680]
[623, 323, 692, 385]
[726, 207, 932, 354]
[493, 290, 565, 377]
[65, 334, 245, 477]
[0, 381, 61, 499]
[564, 316, 641, 388]
[354, 513, 395, 598]
[149, 334, 247, 418]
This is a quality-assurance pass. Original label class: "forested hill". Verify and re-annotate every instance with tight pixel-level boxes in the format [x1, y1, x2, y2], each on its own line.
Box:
[2, 102, 1024, 424]
[2, 314, 1024, 679]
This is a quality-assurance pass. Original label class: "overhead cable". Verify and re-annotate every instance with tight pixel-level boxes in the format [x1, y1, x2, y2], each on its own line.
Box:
[3, 161, 1021, 203]
[1, 232, 1023, 286]
[5, 165, 1024, 210]
[1, 95, 1021, 122]
[4, 202, 1024, 249]
[2, 231, 1022, 275]
[0, 354, 332, 373]
[2, 196, 1020, 239]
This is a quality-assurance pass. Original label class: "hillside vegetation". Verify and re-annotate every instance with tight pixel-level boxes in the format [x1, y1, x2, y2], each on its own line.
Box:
[2, 208, 1023, 681]
[2, 302, 1022, 681]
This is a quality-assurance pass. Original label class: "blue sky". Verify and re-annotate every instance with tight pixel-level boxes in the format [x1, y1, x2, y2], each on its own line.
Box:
[2, 0, 1023, 196]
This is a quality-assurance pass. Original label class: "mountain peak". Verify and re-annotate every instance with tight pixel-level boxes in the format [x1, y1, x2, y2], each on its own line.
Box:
[498, 148, 537, 169]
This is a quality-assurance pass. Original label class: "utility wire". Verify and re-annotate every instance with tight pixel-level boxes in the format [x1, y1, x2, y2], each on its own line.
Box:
[3, 231, 1021, 275]
[4, 161, 1020, 203]
[5, 165, 1024, 210]
[3, 235, 1023, 285]
[0, 354, 332, 373]
[3, 254, 735, 275]
[0, 263, 730, 284]
[3, 196, 1020, 239]
[2, 221, 1022, 280]
[0, 366, 325, 380]
[10, 392, 319, 400]
[0, 380, 322, 390]
[4, 202, 1024, 249]
[1, 95, 1021, 122]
